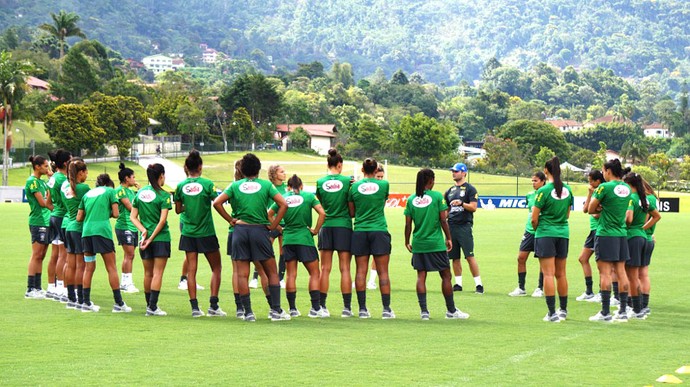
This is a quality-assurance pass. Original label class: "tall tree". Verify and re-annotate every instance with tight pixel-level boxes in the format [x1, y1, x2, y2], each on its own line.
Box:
[87, 93, 148, 159]
[44, 104, 106, 156]
[0, 51, 32, 186]
[38, 10, 86, 72]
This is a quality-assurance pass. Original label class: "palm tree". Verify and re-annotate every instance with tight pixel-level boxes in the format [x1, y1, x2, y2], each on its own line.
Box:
[0, 51, 33, 186]
[38, 10, 86, 72]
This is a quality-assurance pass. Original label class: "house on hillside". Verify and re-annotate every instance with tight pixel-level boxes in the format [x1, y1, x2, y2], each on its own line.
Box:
[545, 118, 582, 133]
[27, 76, 50, 92]
[642, 122, 672, 138]
[584, 115, 633, 128]
[275, 124, 337, 155]
[142, 54, 174, 74]
[172, 58, 186, 70]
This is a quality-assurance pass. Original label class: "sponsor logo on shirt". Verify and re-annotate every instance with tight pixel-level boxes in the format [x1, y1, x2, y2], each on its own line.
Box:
[322, 180, 343, 192]
[47, 176, 56, 188]
[412, 195, 432, 208]
[138, 190, 156, 203]
[286, 195, 304, 207]
[550, 188, 571, 200]
[183, 182, 203, 196]
[239, 181, 261, 194]
[61, 181, 74, 199]
[614, 185, 631, 198]
[85, 187, 106, 198]
[357, 182, 380, 195]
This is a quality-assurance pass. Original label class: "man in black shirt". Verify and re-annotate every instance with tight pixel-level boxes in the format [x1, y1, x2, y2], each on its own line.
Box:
[444, 163, 484, 294]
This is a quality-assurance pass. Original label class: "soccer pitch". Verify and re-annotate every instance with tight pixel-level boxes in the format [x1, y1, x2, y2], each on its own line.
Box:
[2, 153, 689, 385]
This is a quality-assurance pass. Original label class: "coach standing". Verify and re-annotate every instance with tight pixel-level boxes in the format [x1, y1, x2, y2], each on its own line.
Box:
[445, 163, 484, 294]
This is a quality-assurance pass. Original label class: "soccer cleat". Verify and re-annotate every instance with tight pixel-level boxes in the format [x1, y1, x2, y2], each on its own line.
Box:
[235, 308, 245, 319]
[358, 309, 371, 319]
[453, 284, 463, 292]
[557, 309, 568, 321]
[207, 307, 227, 317]
[475, 285, 484, 294]
[589, 311, 612, 322]
[641, 307, 651, 316]
[531, 288, 544, 298]
[366, 281, 377, 290]
[576, 292, 596, 301]
[446, 309, 470, 319]
[59, 294, 69, 303]
[382, 310, 396, 319]
[341, 308, 353, 318]
[543, 313, 561, 323]
[25, 289, 46, 300]
[279, 280, 286, 289]
[612, 311, 628, 323]
[45, 290, 58, 301]
[75, 303, 84, 311]
[270, 309, 291, 321]
[196, 283, 204, 290]
[192, 309, 205, 318]
[630, 311, 647, 320]
[610, 297, 620, 306]
[243, 312, 256, 322]
[66, 301, 77, 309]
[320, 308, 331, 318]
[248, 278, 259, 289]
[308, 308, 325, 318]
[112, 303, 132, 313]
[508, 287, 527, 297]
[177, 279, 188, 290]
[121, 283, 140, 294]
[586, 293, 602, 303]
[421, 311, 430, 320]
[146, 307, 167, 316]
[289, 308, 301, 318]
[81, 302, 101, 313]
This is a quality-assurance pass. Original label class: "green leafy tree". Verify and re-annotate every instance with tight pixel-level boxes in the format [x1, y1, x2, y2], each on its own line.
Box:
[646, 152, 676, 189]
[88, 93, 148, 159]
[393, 113, 459, 161]
[0, 51, 32, 185]
[592, 141, 608, 171]
[568, 147, 596, 170]
[632, 165, 660, 188]
[45, 104, 106, 155]
[295, 62, 324, 80]
[347, 117, 385, 157]
[534, 146, 556, 170]
[38, 10, 86, 71]
[230, 107, 254, 145]
[176, 101, 206, 146]
[498, 119, 570, 161]
[289, 127, 310, 150]
[620, 139, 649, 165]
[390, 70, 409, 85]
[219, 73, 282, 124]
[679, 156, 690, 180]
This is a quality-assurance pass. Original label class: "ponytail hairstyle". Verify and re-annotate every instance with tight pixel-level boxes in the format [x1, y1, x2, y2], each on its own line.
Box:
[118, 162, 134, 184]
[327, 148, 343, 168]
[28, 155, 48, 170]
[240, 153, 261, 178]
[267, 164, 282, 184]
[184, 149, 202, 174]
[146, 163, 165, 192]
[415, 168, 435, 198]
[641, 177, 657, 198]
[67, 158, 87, 195]
[545, 156, 563, 198]
[603, 158, 631, 179]
[234, 159, 244, 181]
[624, 172, 649, 211]
[48, 149, 72, 170]
[96, 173, 115, 188]
[533, 171, 546, 182]
[362, 157, 378, 175]
[287, 174, 302, 194]
[588, 169, 604, 184]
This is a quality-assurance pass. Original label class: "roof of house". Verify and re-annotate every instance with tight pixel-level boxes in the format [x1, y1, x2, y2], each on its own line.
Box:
[276, 124, 337, 138]
[545, 119, 581, 127]
[26, 76, 49, 90]
[642, 122, 667, 130]
[588, 115, 632, 125]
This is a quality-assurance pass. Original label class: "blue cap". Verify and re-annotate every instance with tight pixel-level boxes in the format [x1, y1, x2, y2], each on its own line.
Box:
[450, 163, 468, 172]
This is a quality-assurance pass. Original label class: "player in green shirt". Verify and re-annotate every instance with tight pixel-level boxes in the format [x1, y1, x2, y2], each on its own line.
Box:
[588, 159, 632, 322]
[77, 174, 131, 313]
[24, 155, 54, 299]
[532, 157, 573, 323]
[265, 164, 288, 287]
[174, 150, 225, 317]
[269, 175, 326, 318]
[639, 179, 661, 315]
[45, 149, 71, 301]
[131, 163, 172, 316]
[61, 158, 89, 309]
[365, 165, 386, 290]
[575, 170, 605, 302]
[348, 157, 393, 319]
[115, 163, 140, 293]
[508, 171, 546, 298]
[404, 169, 468, 320]
[315, 148, 354, 317]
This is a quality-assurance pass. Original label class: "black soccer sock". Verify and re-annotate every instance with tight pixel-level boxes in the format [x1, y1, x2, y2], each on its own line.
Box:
[240, 294, 253, 315]
[27, 275, 35, 292]
[77, 285, 84, 304]
[113, 289, 123, 306]
[538, 271, 544, 289]
[252, 269, 259, 280]
[233, 293, 242, 310]
[342, 293, 352, 310]
[83, 287, 91, 304]
[35, 273, 42, 290]
[210, 296, 219, 310]
[265, 294, 272, 307]
[278, 255, 286, 281]
[417, 292, 428, 313]
[309, 290, 320, 311]
[149, 290, 160, 311]
[612, 282, 619, 299]
[545, 295, 556, 315]
[381, 293, 391, 312]
[632, 296, 641, 313]
[601, 290, 611, 315]
[145, 292, 151, 307]
[356, 290, 367, 310]
[320, 292, 328, 308]
[67, 285, 76, 302]
[518, 272, 526, 290]
[619, 292, 628, 313]
[585, 276, 593, 294]
[444, 294, 456, 313]
[180, 275, 187, 282]
[642, 293, 650, 309]
[190, 298, 199, 311]
[559, 296, 568, 311]
[286, 291, 297, 310]
[269, 284, 282, 312]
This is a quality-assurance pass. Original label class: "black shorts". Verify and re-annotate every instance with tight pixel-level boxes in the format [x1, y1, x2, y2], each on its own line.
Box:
[232, 224, 274, 261]
[519, 231, 535, 252]
[642, 239, 654, 267]
[29, 225, 51, 245]
[351, 231, 391, 256]
[82, 235, 116, 255]
[179, 235, 220, 254]
[115, 229, 139, 246]
[65, 231, 83, 254]
[226, 232, 234, 256]
[594, 236, 629, 262]
[626, 237, 647, 267]
[268, 228, 282, 239]
[49, 216, 65, 244]
[448, 223, 474, 259]
[535, 237, 568, 259]
[584, 230, 596, 249]
[318, 227, 352, 252]
[283, 244, 319, 263]
[139, 241, 171, 260]
[412, 251, 450, 272]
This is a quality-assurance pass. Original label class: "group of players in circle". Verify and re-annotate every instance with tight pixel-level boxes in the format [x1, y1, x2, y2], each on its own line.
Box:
[22, 147, 660, 323]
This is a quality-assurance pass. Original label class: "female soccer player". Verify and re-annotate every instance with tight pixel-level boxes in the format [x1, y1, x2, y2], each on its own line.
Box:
[269, 174, 326, 317]
[640, 178, 660, 315]
[575, 170, 605, 302]
[174, 150, 225, 317]
[130, 164, 172, 316]
[316, 148, 354, 317]
[46, 149, 71, 301]
[115, 163, 140, 293]
[508, 171, 546, 297]
[268, 164, 288, 287]
[588, 159, 631, 322]
[24, 155, 53, 299]
[404, 168, 468, 320]
[532, 157, 573, 323]
[222, 153, 288, 322]
[62, 158, 90, 309]
[349, 157, 394, 319]
[77, 174, 131, 313]
[365, 165, 386, 290]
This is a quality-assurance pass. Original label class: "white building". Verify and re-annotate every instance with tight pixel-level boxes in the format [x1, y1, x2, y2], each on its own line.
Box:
[642, 123, 672, 138]
[202, 48, 220, 64]
[545, 118, 583, 133]
[275, 124, 337, 156]
[142, 54, 174, 74]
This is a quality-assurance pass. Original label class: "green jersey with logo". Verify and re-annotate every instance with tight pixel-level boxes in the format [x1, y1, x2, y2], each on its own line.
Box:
[271, 191, 320, 246]
[115, 185, 137, 232]
[62, 181, 90, 232]
[589, 214, 600, 231]
[404, 190, 447, 253]
[47, 171, 67, 218]
[174, 176, 218, 238]
[132, 185, 172, 242]
[524, 190, 537, 234]
[224, 178, 279, 225]
[25, 175, 51, 227]
[79, 186, 118, 239]
[316, 174, 352, 229]
[348, 178, 389, 232]
[645, 194, 658, 241]
[593, 180, 631, 237]
[534, 182, 573, 239]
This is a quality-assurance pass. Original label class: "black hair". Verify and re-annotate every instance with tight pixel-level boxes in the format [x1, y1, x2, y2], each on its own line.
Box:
[118, 162, 134, 184]
[532, 171, 546, 182]
[327, 148, 343, 168]
[28, 155, 47, 169]
[588, 169, 604, 183]
[240, 153, 261, 178]
[624, 172, 649, 211]
[48, 149, 72, 170]
[234, 159, 244, 181]
[287, 174, 302, 194]
[362, 157, 378, 175]
[603, 159, 631, 179]
[185, 149, 202, 174]
[146, 163, 165, 192]
[96, 173, 115, 188]
[545, 156, 564, 198]
[67, 158, 87, 195]
[377, 165, 385, 173]
[415, 168, 435, 198]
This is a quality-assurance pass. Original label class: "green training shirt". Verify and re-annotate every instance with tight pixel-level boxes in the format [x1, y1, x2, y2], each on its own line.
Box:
[224, 178, 279, 225]
[524, 190, 537, 234]
[589, 214, 600, 231]
[79, 186, 117, 239]
[404, 190, 447, 253]
[47, 171, 67, 218]
[271, 191, 320, 246]
[62, 181, 90, 232]
[348, 178, 389, 232]
[174, 176, 218, 238]
[626, 192, 649, 239]
[132, 185, 172, 242]
[316, 174, 353, 229]
[115, 185, 137, 232]
[25, 175, 51, 227]
[645, 194, 658, 241]
[592, 180, 631, 237]
[534, 182, 574, 239]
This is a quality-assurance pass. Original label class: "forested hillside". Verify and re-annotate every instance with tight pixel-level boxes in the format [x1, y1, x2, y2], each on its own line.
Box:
[2, 0, 690, 84]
